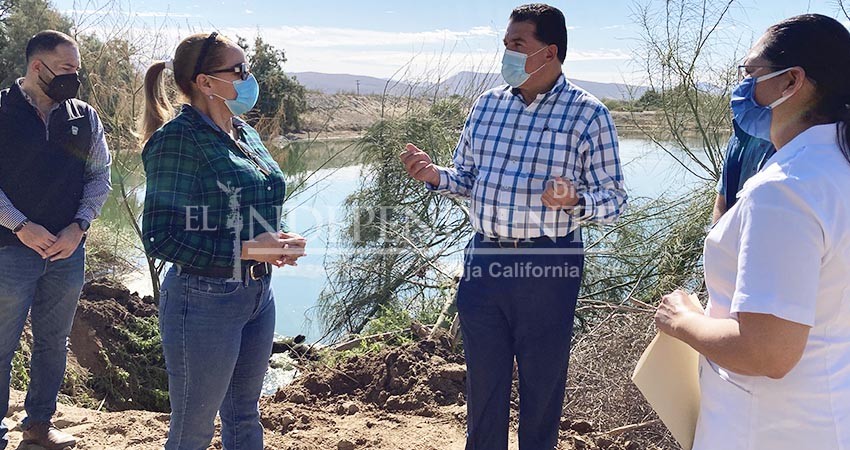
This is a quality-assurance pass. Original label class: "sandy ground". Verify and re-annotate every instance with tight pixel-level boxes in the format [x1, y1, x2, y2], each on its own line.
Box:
[6, 281, 668, 450]
[5, 389, 506, 450]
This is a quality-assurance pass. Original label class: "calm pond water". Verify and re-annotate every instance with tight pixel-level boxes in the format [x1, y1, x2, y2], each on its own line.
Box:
[101, 134, 714, 342]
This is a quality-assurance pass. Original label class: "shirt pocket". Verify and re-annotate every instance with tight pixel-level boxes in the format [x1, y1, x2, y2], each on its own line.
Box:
[537, 128, 581, 181]
[189, 275, 244, 297]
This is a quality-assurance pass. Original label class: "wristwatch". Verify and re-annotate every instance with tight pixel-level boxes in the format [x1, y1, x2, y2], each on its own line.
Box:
[12, 219, 29, 234]
[74, 219, 91, 232]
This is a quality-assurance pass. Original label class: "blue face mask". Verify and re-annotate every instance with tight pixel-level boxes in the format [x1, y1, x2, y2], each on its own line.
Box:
[501, 46, 549, 88]
[209, 73, 260, 116]
[730, 67, 794, 142]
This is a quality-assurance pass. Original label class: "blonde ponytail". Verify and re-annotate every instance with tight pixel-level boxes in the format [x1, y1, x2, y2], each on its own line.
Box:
[140, 61, 173, 143]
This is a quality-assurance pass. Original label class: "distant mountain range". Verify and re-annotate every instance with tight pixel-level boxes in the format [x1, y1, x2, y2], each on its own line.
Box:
[289, 71, 648, 101]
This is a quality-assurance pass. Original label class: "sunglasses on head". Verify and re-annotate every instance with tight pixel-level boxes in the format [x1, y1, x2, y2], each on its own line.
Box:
[192, 32, 219, 81]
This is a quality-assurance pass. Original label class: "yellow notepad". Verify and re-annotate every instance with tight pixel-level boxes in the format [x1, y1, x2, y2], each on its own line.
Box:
[632, 295, 702, 450]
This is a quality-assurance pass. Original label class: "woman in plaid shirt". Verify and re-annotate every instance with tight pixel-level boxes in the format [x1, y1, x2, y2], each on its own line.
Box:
[140, 32, 305, 449]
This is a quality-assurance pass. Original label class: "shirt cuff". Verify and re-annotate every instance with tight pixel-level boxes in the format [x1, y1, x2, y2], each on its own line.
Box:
[424, 169, 450, 191]
[1, 209, 28, 231]
[572, 193, 595, 221]
[75, 207, 97, 225]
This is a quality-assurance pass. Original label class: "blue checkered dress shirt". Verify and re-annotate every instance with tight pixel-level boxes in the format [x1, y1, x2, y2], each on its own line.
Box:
[428, 74, 627, 239]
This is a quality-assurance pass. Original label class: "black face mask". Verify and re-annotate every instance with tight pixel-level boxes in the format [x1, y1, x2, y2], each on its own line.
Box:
[38, 61, 80, 102]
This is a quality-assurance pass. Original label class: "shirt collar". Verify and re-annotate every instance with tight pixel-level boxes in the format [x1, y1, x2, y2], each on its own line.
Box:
[762, 123, 840, 169]
[15, 78, 60, 118]
[510, 73, 566, 103]
[182, 104, 246, 134]
[776, 123, 840, 155]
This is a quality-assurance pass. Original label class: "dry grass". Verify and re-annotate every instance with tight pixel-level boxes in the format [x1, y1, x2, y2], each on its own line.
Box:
[566, 311, 681, 449]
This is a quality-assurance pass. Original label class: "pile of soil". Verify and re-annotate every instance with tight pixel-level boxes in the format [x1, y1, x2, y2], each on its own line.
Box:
[274, 334, 466, 416]
[66, 278, 169, 412]
[264, 332, 663, 450]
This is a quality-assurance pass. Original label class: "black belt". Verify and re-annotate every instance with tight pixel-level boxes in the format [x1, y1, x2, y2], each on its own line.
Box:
[179, 260, 272, 281]
[475, 230, 581, 248]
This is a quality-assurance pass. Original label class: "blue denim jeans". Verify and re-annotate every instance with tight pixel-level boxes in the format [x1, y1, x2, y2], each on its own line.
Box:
[159, 265, 275, 450]
[0, 243, 85, 450]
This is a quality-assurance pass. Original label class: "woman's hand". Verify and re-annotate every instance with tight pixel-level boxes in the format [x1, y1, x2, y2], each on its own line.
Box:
[655, 289, 705, 339]
[276, 231, 307, 267]
[241, 232, 305, 266]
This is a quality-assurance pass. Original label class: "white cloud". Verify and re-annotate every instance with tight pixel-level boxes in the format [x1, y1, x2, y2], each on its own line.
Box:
[62, 9, 201, 19]
[216, 25, 505, 79]
[221, 25, 631, 80]
[222, 25, 499, 48]
[74, 21, 632, 83]
[567, 49, 631, 61]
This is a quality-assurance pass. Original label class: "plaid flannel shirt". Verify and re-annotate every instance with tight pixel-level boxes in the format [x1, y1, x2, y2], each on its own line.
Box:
[428, 74, 627, 239]
[142, 105, 286, 268]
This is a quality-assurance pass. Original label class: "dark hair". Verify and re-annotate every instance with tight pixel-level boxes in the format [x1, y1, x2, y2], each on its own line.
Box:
[25, 30, 77, 62]
[760, 14, 850, 164]
[510, 3, 568, 63]
[140, 32, 233, 142]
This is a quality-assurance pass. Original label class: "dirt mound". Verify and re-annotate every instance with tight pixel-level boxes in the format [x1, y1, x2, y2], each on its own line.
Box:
[79, 278, 158, 318]
[275, 334, 466, 416]
[66, 278, 168, 412]
[266, 331, 665, 450]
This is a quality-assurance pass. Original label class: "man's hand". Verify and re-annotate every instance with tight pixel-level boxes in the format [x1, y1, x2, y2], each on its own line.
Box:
[655, 289, 706, 339]
[400, 143, 440, 186]
[541, 176, 580, 209]
[15, 222, 58, 259]
[43, 223, 84, 262]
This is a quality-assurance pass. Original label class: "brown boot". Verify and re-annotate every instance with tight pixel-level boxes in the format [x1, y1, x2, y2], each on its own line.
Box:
[21, 422, 77, 449]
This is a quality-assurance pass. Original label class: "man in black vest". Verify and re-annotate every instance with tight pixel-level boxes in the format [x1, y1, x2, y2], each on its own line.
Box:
[0, 30, 111, 449]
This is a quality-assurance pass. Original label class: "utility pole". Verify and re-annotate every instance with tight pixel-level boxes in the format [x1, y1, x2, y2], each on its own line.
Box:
[356, 79, 361, 96]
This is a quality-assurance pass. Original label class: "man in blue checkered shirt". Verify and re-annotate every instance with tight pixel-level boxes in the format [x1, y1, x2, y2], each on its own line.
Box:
[401, 4, 626, 449]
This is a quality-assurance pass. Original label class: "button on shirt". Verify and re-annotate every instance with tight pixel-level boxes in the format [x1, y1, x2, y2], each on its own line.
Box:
[696, 123, 850, 450]
[428, 74, 627, 239]
[141, 105, 287, 268]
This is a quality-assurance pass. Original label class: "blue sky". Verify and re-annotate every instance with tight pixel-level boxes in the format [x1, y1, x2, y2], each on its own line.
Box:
[55, 0, 850, 83]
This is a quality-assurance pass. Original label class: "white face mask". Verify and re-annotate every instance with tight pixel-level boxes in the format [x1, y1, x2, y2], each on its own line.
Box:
[501, 46, 549, 88]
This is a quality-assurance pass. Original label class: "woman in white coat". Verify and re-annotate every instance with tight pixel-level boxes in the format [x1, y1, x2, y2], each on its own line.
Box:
[655, 14, 850, 450]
